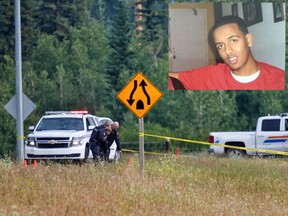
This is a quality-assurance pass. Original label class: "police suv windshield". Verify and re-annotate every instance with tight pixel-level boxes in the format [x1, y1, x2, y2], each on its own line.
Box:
[36, 118, 84, 131]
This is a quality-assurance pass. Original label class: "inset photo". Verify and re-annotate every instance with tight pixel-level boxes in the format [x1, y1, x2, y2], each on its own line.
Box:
[168, 3, 286, 90]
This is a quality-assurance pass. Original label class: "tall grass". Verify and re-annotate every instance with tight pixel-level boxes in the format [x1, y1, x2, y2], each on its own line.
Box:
[1, 154, 288, 216]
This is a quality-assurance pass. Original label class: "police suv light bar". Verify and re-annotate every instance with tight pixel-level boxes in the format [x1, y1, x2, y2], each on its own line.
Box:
[71, 110, 88, 114]
[45, 110, 88, 115]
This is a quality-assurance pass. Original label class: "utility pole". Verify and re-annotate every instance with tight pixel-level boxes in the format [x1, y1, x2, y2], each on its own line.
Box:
[15, 0, 24, 163]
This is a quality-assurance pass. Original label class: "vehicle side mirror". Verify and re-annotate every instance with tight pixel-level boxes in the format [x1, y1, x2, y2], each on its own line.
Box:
[88, 126, 95, 131]
[28, 126, 35, 131]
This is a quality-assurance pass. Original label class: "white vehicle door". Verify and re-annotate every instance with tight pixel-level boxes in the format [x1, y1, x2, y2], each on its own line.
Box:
[256, 118, 284, 154]
[282, 118, 288, 152]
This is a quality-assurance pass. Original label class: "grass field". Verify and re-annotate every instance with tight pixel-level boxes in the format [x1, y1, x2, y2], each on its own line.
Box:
[1, 153, 288, 216]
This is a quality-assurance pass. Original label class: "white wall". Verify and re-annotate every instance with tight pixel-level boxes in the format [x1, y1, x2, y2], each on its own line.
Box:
[222, 3, 286, 70]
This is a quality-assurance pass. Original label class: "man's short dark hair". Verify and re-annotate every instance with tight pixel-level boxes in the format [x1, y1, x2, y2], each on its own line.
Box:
[210, 15, 249, 36]
[208, 15, 249, 63]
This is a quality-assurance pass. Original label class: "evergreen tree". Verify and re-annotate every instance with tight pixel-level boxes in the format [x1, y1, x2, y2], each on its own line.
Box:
[141, 0, 168, 42]
[0, 56, 17, 158]
[90, 0, 106, 26]
[135, 0, 168, 72]
[21, 1, 39, 61]
[67, 0, 88, 27]
[37, 0, 88, 41]
[27, 20, 110, 114]
[0, 1, 39, 62]
[0, 0, 14, 62]
[234, 91, 268, 131]
[106, 0, 133, 91]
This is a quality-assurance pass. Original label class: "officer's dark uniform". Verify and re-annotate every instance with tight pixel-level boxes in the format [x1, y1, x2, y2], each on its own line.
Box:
[107, 129, 121, 157]
[89, 127, 108, 162]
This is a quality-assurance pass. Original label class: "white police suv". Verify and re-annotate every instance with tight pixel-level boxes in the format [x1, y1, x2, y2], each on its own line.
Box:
[24, 111, 118, 161]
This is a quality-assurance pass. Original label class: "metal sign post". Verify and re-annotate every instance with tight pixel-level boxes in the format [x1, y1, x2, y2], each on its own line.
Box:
[139, 117, 144, 177]
[15, 0, 24, 163]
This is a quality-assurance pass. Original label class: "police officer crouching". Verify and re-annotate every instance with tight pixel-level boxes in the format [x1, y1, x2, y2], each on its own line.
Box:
[89, 121, 112, 164]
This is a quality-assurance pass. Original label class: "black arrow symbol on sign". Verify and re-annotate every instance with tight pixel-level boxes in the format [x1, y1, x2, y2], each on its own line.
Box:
[139, 80, 150, 105]
[127, 80, 137, 106]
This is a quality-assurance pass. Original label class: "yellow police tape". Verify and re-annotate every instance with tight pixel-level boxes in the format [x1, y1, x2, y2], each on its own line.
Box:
[133, 133, 288, 157]
[123, 148, 171, 156]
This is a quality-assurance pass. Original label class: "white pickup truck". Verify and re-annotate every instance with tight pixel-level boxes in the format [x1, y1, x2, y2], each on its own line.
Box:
[208, 113, 288, 157]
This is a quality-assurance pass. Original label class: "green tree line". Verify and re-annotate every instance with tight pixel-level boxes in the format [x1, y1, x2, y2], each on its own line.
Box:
[0, 0, 287, 158]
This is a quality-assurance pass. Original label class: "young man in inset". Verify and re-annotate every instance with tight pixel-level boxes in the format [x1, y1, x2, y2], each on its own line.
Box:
[168, 15, 285, 90]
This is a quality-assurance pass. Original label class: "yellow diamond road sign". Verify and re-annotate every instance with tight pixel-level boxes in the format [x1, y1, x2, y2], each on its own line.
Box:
[117, 72, 163, 118]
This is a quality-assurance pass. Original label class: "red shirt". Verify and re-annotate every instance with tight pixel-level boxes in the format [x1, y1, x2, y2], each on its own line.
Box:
[168, 62, 285, 90]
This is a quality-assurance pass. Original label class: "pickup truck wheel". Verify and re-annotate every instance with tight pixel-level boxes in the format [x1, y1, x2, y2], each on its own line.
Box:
[226, 148, 245, 158]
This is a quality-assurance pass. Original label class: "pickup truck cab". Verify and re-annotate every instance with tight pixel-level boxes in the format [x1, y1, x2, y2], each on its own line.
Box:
[208, 113, 288, 157]
[25, 111, 119, 162]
